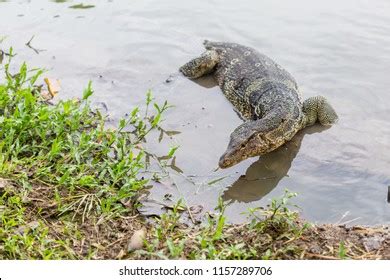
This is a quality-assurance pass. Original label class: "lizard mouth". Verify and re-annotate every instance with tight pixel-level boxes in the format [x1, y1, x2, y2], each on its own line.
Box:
[218, 152, 248, 169]
[218, 151, 234, 168]
[219, 157, 232, 169]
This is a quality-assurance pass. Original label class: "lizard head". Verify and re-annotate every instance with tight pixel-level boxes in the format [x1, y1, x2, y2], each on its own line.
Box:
[218, 122, 269, 168]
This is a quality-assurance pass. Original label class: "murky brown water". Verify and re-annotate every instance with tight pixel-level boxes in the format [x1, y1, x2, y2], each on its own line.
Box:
[1, 0, 390, 225]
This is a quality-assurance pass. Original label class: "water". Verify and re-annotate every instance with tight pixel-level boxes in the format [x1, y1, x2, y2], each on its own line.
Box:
[1, 0, 389, 225]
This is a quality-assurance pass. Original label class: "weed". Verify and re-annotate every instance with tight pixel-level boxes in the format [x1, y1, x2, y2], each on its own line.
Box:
[338, 241, 347, 259]
[0, 54, 169, 258]
[137, 190, 308, 260]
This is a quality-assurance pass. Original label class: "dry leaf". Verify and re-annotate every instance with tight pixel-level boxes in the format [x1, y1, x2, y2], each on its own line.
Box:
[44, 78, 61, 97]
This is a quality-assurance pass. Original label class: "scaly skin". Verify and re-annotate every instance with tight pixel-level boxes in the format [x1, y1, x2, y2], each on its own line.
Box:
[180, 41, 338, 168]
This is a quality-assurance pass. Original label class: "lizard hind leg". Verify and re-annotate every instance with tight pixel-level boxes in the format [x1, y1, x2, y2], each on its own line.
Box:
[302, 96, 338, 127]
[179, 50, 219, 79]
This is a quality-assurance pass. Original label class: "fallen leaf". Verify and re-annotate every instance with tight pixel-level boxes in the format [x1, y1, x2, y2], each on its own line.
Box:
[115, 249, 126, 259]
[44, 78, 61, 97]
[69, 3, 95, 9]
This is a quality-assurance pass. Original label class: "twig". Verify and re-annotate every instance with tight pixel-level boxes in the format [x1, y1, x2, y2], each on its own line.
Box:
[335, 211, 350, 225]
[0, 49, 16, 58]
[25, 35, 46, 54]
[339, 217, 361, 226]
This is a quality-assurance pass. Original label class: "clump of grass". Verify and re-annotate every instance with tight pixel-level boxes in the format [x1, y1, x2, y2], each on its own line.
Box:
[137, 190, 309, 260]
[247, 190, 310, 237]
[0, 52, 169, 259]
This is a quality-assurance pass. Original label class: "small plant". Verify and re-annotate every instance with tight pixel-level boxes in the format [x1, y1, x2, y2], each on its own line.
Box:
[138, 190, 309, 260]
[246, 189, 309, 237]
[338, 241, 347, 259]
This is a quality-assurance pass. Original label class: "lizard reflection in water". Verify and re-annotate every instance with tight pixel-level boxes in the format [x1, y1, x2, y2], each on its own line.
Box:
[222, 125, 328, 203]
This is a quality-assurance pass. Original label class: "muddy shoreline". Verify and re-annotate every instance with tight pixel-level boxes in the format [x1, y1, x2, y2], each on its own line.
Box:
[5, 177, 388, 260]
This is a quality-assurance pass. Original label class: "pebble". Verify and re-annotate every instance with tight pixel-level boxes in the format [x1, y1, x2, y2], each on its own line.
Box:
[127, 228, 146, 252]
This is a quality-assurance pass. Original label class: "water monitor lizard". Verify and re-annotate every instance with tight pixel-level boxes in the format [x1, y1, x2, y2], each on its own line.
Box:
[180, 40, 338, 168]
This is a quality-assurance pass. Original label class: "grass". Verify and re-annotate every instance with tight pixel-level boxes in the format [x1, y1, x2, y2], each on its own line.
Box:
[0, 51, 389, 260]
[135, 191, 310, 260]
[0, 52, 171, 259]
